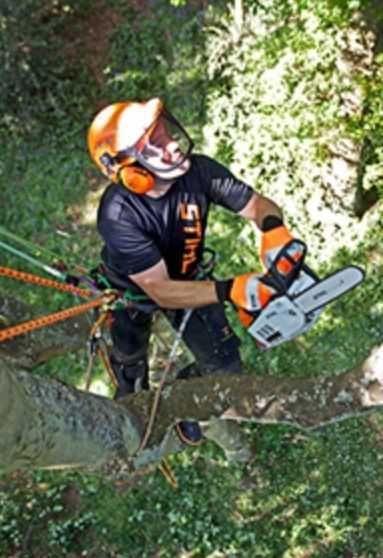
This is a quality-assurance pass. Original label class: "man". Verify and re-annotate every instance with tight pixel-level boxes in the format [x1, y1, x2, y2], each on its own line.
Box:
[87, 98, 302, 448]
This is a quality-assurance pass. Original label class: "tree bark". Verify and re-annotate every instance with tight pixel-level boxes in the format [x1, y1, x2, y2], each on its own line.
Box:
[323, 5, 382, 218]
[352, 1, 383, 216]
[1, 345, 382, 478]
[233, 0, 243, 41]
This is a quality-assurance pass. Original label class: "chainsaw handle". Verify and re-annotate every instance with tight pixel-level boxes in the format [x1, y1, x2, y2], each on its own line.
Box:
[267, 239, 307, 293]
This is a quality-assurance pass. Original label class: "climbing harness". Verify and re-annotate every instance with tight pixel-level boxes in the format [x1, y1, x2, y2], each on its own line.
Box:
[0, 261, 179, 488]
[84, 311, 118, 390]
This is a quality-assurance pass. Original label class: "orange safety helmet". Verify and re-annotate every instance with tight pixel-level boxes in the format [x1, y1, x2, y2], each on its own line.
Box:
[87, 98, 193, 194]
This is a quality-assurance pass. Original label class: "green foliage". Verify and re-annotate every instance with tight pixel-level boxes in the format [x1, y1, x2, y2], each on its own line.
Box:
[0, 471, 99, 556]
[3, 416, 383, 557]
[203, 0, 383, 259]
[103, 1, 209, 143]
[0, 0, 97, 142]
[169, 0, 188, 6]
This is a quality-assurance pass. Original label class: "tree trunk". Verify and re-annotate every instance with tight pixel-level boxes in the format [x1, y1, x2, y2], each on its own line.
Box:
[233, 0, 243, 41]
[1, 345, 382, 478]
[323, 5, 382, 218]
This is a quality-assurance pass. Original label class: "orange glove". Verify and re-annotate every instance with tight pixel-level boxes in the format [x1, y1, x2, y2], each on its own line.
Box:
[215, 218, 306, 328]
[215, 271, 280, 314]
[215, 271, 282, 332]
[260, 225, 292, 268]
[259, 216, 306, 290]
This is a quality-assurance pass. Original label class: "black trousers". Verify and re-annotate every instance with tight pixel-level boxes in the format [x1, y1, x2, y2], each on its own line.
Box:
[109, 302, 243, 388]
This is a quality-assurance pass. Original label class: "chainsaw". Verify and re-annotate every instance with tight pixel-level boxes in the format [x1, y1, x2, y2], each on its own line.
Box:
[245, 241, 365, 350]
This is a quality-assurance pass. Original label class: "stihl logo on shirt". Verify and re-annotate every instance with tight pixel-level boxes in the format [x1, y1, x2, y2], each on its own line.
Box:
[179, 203, 202, 274]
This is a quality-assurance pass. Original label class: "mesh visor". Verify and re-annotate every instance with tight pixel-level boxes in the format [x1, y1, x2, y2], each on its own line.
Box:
[120, 110, 194, 174]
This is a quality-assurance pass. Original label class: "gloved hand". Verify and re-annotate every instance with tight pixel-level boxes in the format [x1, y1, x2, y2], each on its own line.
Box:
[259, 216, 305, 272]
[215, 271, 280, 314]
[259, 217, 307, 295]
[215, 217, 307, 324]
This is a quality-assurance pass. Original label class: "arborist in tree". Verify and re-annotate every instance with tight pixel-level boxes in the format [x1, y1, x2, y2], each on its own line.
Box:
[87, 97, 307, 447]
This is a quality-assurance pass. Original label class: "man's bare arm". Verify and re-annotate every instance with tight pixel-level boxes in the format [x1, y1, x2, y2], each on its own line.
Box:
[129, 260, 219, 309]
[129, 193, 283, 309]
[238, 192, 283, 228]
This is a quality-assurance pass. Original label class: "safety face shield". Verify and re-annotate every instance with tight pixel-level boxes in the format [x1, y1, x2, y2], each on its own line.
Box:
[116, 110, 194, 176]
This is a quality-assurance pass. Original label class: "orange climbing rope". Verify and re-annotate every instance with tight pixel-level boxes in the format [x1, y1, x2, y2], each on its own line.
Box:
[0, 296, 114, 343]
[158, 459, 178, 489]
[0, 266, 93, 298]
[0, 265, 119, 343]
[97, 345, 118, 387]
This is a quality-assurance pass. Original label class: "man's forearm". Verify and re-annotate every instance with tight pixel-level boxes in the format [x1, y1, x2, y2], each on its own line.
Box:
[254, 195, 283, 229]
[143, 279, 219, 309]
[239, 193, 283, 229]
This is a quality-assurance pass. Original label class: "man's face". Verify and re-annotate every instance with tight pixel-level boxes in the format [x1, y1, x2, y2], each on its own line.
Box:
[139, 117, 191, 180]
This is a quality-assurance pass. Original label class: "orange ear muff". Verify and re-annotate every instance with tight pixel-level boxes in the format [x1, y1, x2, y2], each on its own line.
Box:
[119, 165, 155, 194]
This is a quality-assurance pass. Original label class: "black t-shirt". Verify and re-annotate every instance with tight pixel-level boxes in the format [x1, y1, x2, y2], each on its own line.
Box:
[97, 154, 253, 283]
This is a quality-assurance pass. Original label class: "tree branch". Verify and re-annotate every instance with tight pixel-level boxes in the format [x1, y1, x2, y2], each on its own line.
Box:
[1, 345, 382, 477]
